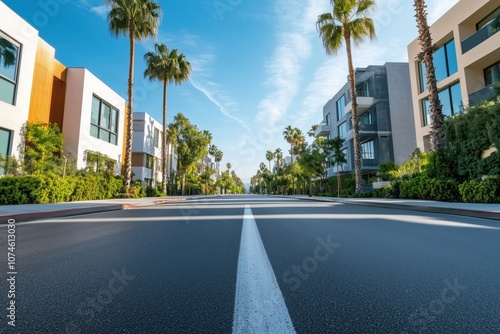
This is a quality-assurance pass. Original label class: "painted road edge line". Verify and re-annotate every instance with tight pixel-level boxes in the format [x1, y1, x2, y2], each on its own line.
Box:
[232, 205, 296, 334]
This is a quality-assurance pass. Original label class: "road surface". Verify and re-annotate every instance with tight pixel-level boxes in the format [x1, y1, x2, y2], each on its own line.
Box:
[1, 195, 499, 333]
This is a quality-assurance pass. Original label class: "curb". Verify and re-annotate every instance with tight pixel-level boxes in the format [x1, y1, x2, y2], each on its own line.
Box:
[275, 196, 500, 221]
[0, 198, 188, 224]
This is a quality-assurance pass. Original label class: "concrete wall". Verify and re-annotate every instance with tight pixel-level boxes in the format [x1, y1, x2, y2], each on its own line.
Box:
[63, 68, 125, 172]
[0, 2, 39, 160]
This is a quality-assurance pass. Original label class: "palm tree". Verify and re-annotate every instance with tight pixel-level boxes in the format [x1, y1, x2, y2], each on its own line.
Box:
[265, 150, 275, 172]
[214, 149, 223, 181]
[317, 0, 375, 193]
[414, 0, 446, 151]
[283, 125, 295, 164]
[107, 0, 161, 191]
[226, 162, 232, 173]
[144, 44, 191, 193]
[292, 129, 306, 155]
[308, 124, 319, 138]
[274, 148, 283, 173]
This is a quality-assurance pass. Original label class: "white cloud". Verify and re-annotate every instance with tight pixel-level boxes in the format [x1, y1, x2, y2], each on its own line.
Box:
[256, 0, 328, 125]
[189, 54, 255, 137]
[90, 5, 109, 19]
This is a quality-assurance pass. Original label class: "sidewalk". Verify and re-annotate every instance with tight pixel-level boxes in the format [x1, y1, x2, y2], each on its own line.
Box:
[289, 195, 500, 221]
[0, 196, 188, 223]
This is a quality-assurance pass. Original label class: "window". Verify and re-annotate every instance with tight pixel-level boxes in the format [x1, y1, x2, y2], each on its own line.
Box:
[421, 82, 462, 126]
[0, 34, 20, 105]
[477, 7, 500, 31]
[418, 39, 457, 92]
[90, 95, 119, 145]
[359, 110, 372, 125]
[325, 113, 331, 126]
[154, 128, 160, 148]
[146, 154, 154, 169]
[336, 95, 346, 120]
[338, 122, 347, 139]
[0, 128, 12, 175]
[484, 61, 500, 86]
[361, 140, 374, 160]
[358, 81, 370, 97]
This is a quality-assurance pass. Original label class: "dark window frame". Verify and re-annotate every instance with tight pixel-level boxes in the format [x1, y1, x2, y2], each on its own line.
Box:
[90, 95, 119, 145]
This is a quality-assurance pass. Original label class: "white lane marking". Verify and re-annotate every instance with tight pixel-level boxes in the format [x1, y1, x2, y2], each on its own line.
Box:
[232, 205, 296, 334]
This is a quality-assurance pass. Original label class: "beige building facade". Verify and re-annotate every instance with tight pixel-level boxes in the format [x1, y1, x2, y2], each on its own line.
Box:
[408, 0, 500, 151]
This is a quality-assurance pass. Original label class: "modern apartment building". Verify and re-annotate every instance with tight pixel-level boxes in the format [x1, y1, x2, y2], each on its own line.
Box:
[316, 63, 417, 178]
[407, 0, 500, 151]
[0, 2, 126, 174]
[132, 112, 178, 188]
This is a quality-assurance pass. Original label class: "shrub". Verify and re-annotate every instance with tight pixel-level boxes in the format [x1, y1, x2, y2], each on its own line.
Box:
[373, 187, 390, 198]
[459, 177, 500, 203]
[0, 174, 124, 205]
[400, 175, 459, 202]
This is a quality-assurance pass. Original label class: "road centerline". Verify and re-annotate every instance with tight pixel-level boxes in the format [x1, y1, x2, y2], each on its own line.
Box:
[232, 205, 296, 334]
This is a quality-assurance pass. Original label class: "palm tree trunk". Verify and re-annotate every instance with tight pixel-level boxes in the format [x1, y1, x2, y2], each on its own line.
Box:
[161, 78, 168, 194]
[345, 28, 363, 193]
[123, 25, 135, 192]
[414, 0, 446, 150]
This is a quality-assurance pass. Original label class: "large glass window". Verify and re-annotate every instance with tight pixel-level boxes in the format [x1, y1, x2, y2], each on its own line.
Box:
[361, 140, 374, 160]
[477, 7, 500, 31]
[325, 112, 331, 126]
[421, 82, 462, 126]
[0, 128, 12, 175]
[90, 95, 119, 145]
[419, 39, 457, 92]
[484, 61, 500, 86]
[336, 95, 345, 120]
[0, 34, 20, 105]
[358, 81, 370, 97]
[338, 122, 347, 139]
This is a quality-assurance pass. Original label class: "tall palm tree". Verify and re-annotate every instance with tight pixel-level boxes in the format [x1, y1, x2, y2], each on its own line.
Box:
[214, 149, 223, 180]
[283, 125, 295, 164]
[107, 0, 161, 191]
[274, 148, 283, 173]
[414, 0, 446, 150]
[144, 44, 191, 193]
[265, 150, 275, 172]
[317, 0, 375, 193]
[226, 162, 232, 173]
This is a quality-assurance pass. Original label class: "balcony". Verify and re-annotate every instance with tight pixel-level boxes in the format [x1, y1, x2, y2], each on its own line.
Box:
[468, 84, 498, 105]
[314, 122, 330, 137]
[345, 96, 374, 114]
[461, 23, 499, 54]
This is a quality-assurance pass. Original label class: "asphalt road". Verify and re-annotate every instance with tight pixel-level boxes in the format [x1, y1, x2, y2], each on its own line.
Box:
[1, 195, 499, 333]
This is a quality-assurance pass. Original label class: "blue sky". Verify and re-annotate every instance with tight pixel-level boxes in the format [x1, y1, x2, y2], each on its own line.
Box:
[3, 0, 459, 182]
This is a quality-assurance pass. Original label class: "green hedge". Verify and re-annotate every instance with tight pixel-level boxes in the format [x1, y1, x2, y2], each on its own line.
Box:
[459, 177, 500, 203]
[400, 176, 460, 202]
[0, 174, 123, 205]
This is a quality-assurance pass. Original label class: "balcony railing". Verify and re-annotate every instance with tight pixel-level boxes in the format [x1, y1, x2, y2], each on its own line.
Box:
[461, 23, 499, 54]
[345, 96, 374, 114]
[468, 84, 497, 105]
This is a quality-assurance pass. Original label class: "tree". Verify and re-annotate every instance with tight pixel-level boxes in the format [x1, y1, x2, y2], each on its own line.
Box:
[169, 113, 211, 195]
[19, 122, 64, 175]
[325, 137, 347, 196]
[266, 150, 275, 172]
[274, 148, 283, 174]
[308, 124, 319, 138]
[226, 162, 232, 173]
[106, 0, 161, 191]
[298, 146, 326, 197]
[283, 125, 295, 164]
[317, 0, 375, 193]
[414, 0, 446, 151]
[144, 43, 191, 193]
